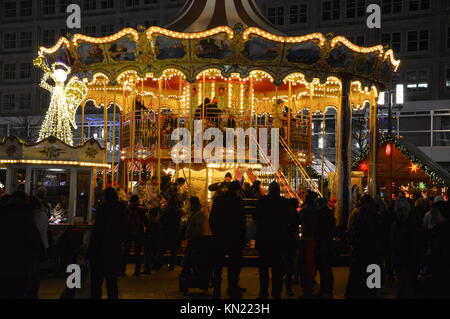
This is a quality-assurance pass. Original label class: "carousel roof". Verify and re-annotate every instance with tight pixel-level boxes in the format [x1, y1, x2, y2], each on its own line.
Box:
[166, 0, 283, 35]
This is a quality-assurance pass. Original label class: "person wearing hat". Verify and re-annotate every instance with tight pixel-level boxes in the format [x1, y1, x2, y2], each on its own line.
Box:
[208, 172, 232, 200]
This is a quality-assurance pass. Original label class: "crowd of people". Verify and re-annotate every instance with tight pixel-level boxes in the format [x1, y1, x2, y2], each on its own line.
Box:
[0, 174, 449, 300]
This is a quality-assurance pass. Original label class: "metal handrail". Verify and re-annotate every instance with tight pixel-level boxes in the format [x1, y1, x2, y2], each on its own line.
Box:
[279, 136, 322, 196]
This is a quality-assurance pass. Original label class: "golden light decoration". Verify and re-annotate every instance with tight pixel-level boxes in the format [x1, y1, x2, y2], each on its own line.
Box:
[0, 159, 110, 168]
[34, 58, 87, 146]
[146, 26, 234, 40]
[243, 27, 326, 46]
[331, 36, 384, 55]
[73, 28, 139, 46]
[410, 164, 419, 173]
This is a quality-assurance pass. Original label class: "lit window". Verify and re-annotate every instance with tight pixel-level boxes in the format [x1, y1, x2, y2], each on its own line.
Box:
[407, 70, 429, 92]
[318, 137, 324, 149]
[446, 69, 450, 89]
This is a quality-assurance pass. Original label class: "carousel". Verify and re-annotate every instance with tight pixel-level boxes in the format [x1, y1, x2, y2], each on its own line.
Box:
[33, 0, 400, 229]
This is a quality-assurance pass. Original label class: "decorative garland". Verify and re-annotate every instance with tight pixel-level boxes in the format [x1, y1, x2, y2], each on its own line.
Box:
[352, 135, 449, 187]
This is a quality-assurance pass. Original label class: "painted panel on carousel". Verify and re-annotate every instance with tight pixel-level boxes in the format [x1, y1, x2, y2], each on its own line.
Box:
[194, 35, 232, 60]
[45, 47, 74, 68]
[77, 43, 105, 65]
[108, 38, 137, 62]
[327, 46, 354, 69]
[356, 52, 378, 75]
[153, 36, 186, 60]
[243, 38, 278, 61]
[286, 42, 321, 65]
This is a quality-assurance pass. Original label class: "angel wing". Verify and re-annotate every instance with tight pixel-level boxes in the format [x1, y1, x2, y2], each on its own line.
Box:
[64, 77, 87, 129]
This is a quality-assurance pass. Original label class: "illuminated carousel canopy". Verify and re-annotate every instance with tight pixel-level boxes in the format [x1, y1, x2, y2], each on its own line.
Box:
[37, 24, 399, 89]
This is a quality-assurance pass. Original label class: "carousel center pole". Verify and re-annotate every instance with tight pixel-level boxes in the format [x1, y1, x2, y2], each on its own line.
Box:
[335, 75, 352, 235]
[368, 90, 378, 198]
[176, 74, 182, 180]
[157, 77, 162, 195]
[111, 90, 117, 187]
[81, 104, 85, 144]
[103, 82, 108, 188]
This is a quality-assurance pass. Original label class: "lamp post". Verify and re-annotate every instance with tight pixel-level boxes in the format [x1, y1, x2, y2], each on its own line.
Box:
[379, 76, 404, 136]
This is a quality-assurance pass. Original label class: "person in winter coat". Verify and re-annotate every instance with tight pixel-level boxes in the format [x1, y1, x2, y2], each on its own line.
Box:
[298, 190, 319, 298]
[255, 181, 291, 299]
[426, 201, 450, 298]
[0, 191, 46, 299]
[209, 181, 246, 299]
[159, 191, 183, 271]
[345, 195, 383, 299]
[391, 198, 426, 299]
[284, 198, 301, 297]
[88, 188, 127, 299]
[27, 196, 50, 298]
[123, 195, 149, 276]
[314, 197, 337, 299]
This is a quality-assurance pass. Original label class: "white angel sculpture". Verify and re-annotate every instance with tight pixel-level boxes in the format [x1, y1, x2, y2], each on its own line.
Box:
[36, 59, 87, 146]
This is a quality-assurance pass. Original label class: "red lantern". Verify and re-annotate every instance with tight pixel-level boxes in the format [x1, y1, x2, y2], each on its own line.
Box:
[360, 162, 368, 171]
[385, 144, 392, 157]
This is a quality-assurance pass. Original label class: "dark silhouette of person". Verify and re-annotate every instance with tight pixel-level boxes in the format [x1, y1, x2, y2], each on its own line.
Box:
[424, 200, 450, 298]
[143, 207, 163, 273]
[0, 191, 46, 299]
[298, 190, 319, 298]
[314, 197, 337, 299]
[390, 198, 426, 298]
[255, 181, 291, 299]
[123, 195, 149, 276]
[160, 187, 183, 271]
[345, 195, 383, 299]
[208, 172, 232, 200]
[284, 198, 301, 297]
[194, 98, 211, 119]
[87, 187, 127, 299]
[209, 181, 246, 299]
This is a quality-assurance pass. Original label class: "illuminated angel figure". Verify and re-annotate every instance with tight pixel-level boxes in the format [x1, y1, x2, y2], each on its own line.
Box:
[36, 60, 87, 146]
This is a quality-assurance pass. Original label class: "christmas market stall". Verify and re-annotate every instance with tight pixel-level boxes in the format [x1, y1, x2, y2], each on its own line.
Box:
[352, 135, 450, 199]
[0, 135, 108, 224]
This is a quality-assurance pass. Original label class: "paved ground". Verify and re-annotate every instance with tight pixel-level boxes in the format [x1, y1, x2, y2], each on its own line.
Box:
[39, 265, 397, 299]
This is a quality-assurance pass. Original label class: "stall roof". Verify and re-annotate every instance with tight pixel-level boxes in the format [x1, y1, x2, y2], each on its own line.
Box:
[352, 135, 450, 187]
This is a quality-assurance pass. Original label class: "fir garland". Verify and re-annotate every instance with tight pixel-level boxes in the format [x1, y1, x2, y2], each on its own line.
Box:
[351, 135, 448, 187]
